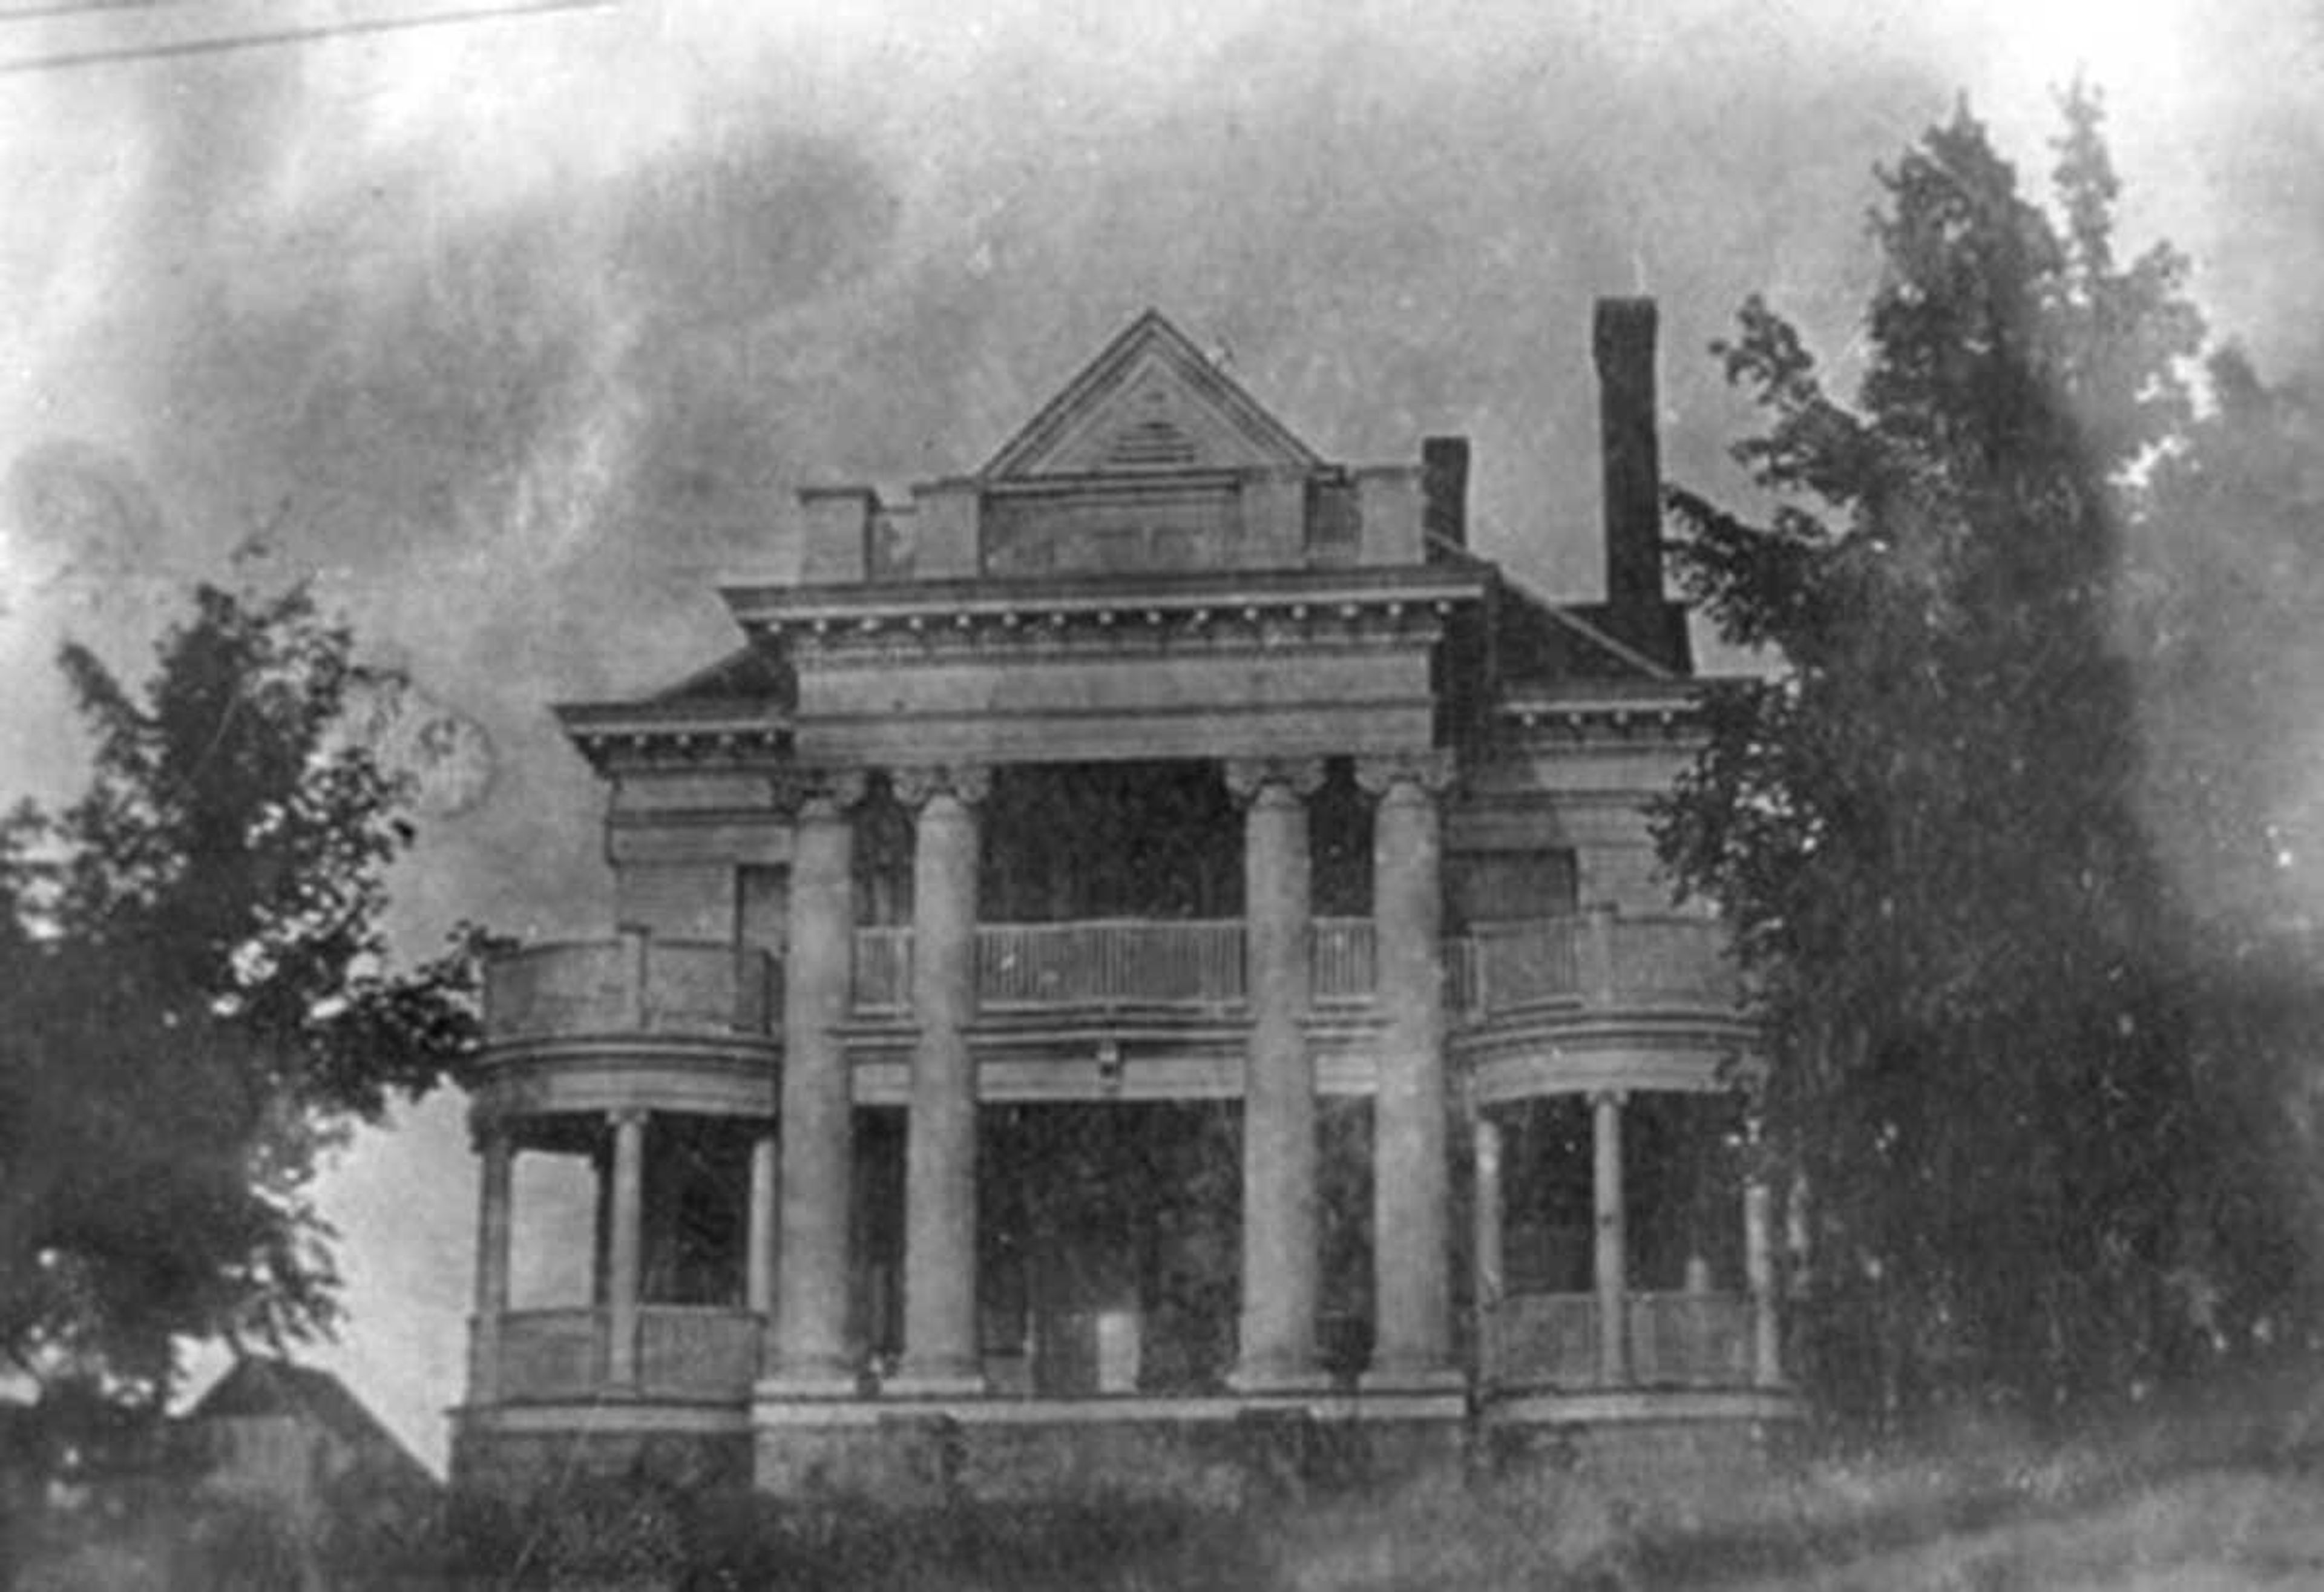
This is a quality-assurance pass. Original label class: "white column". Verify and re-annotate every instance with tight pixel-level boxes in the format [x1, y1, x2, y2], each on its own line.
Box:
[746, 1127, 778, 1318]
[767, 772, 865, 1396]
[1472, 1113, 1505, 1389]
[606, 1108, 646, 1387]
[1745, 1169, 1780, 1387]
[469, 1125, 514, 1404]
[1592, 1090, 1629, 1386]
[1786, 1172, 1813, 1298]
[1358, 752, 1459, 1390]
[1580, 903, 1620, 1007]
[1226, 757, 1327, 1393]
[892, 765, 990, 1395]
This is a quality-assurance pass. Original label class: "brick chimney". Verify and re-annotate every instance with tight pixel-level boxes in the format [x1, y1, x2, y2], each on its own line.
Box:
[1591, 297, 1688, 672]
[1422, 435, 1469, 556]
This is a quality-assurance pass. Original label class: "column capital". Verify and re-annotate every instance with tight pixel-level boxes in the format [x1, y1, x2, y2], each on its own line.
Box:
[1223, 755, 1325, 807]
[467, 1110, 514, 1155]
[608, 1106, 650, 1131]
[1353, 749, 1456, 800]
[775, 768, 869, 820]
[1588, 1087, 1629, 1113]
[890, 763, 991, 810]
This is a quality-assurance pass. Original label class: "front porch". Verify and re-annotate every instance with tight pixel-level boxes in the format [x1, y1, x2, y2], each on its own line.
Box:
[462, 896, 1785, 1496]
[463, 1079, 1784, 1418]
[477, 1292, 1768, 1409]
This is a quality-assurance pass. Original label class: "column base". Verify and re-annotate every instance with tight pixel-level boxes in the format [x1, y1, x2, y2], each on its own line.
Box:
[1227, 1357, 1333, 1396]
[1359, 1358, 1467, 1397]
[882, 1361, 988, 1400]
[754, 1357, 865, 1401]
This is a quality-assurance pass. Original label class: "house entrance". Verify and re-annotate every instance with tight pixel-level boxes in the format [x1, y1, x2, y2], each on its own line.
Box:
[979, 1102, 1240, 1396]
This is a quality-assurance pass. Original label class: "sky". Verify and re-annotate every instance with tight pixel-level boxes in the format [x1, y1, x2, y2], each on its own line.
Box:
[1, 0, 2319, 1472]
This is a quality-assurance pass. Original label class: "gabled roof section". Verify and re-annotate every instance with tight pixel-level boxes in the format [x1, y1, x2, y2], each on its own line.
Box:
[983, 310, 1325, 479]
[188, 1357, 439, 1490]
[649, 646, 792, 707]
[1486, 579, 1682, 685]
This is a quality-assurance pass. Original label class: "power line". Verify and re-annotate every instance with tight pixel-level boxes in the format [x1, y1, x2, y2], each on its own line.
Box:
[0, 0, 617, 74]
[0, 2, 211, 22]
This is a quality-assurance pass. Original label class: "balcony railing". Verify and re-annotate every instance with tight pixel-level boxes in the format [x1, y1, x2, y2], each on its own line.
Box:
[478, 912, 1736, 1037]
[1449, 912, 1739, 1018]
[485, 935, 778, 1041]
[838, 910, 1736, 1018]
[849, 918, 1375, 1012]
[1310, 918, 1375, 1005]
[979, 919, 1246, 1008]
[853, 926, 913, 1014]
[1482, 1289, 1753, 1389]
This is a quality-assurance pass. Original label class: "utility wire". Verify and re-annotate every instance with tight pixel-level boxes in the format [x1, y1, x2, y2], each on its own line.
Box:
[0, 0, 616, 74]
[0, 2, 211, 22]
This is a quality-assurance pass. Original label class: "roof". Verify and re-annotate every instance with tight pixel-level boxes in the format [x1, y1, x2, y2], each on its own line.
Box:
[981, 309, 1324, 479]
[187, 1358, 438, 1492]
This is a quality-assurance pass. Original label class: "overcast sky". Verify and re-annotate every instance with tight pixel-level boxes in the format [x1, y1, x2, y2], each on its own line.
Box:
[2, 0, 2318, 1469]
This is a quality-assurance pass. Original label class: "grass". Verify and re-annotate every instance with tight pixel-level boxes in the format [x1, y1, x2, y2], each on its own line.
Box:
[22, 1354, 2324, 1588]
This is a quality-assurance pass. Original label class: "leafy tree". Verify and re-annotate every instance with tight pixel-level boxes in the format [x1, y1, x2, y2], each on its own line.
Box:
[0, 580, 479, 1422]
[2133, 348, 2324, 940]
[2130, 348, 2324, 1347]
[1655, 90, 2237, 1419]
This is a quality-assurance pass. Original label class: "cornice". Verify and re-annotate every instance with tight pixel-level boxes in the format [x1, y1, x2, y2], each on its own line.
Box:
[758, 599, 1453, 671]
[556, 700, 792, 773]
[1494, 696, 1703, 744]
[724, 564, 1485, 633]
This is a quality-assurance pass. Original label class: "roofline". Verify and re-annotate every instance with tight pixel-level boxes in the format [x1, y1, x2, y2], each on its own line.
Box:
[980, 309, 1325, 479]
[723, 564, 1490, 628]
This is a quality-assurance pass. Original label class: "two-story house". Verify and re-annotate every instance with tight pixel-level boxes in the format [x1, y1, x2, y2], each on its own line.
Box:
[453, 300, 1789, 1501]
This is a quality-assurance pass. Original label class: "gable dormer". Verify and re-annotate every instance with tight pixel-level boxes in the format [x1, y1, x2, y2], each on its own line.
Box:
[793, 311, 1427, 586]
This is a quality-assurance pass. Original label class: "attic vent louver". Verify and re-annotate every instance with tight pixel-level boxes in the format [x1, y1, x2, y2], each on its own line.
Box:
[1103, 417, 1198, 468]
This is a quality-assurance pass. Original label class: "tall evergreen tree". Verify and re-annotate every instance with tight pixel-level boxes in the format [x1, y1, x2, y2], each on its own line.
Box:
[1656, 91, 2218, 1418]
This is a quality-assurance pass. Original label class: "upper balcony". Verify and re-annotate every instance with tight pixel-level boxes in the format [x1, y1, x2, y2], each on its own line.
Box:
[484, 935, 778, 1044]
[1443, 911, 1741, 1019]
[476, 911, 1740, 1056]
[853, 910, 1736, 1020]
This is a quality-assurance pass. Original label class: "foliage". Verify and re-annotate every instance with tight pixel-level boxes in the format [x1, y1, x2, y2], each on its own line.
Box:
[0, 580, 481, 1417]
[2133, 347, 2324, 937]
[1651, 88, 2296, 1418]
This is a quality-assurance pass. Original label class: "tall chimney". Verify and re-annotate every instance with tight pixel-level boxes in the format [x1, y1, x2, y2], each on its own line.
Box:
[1422, 435, 1469, 554]
[1593, 297, 1663, 626]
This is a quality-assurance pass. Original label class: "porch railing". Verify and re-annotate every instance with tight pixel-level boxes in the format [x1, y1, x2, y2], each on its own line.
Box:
[494, 1307, 606, 1401]
[488, 1307, 762, 1403]
[1482, 1289, 1753, 1389]
[637, 1306, 763, 1399]
[1627, 1291, 1752, 1387]
[1483, 1291, 1599, 1387]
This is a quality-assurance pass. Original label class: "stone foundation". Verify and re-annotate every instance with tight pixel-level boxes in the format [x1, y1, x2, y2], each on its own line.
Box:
[450, 1407, 752, 1505]
[750, 1396, 1471, 1507]
[452, 1390, 1796, 1513]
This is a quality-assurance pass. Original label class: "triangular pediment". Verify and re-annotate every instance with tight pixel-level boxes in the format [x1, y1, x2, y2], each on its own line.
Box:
[983, 311, 1324, 480]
